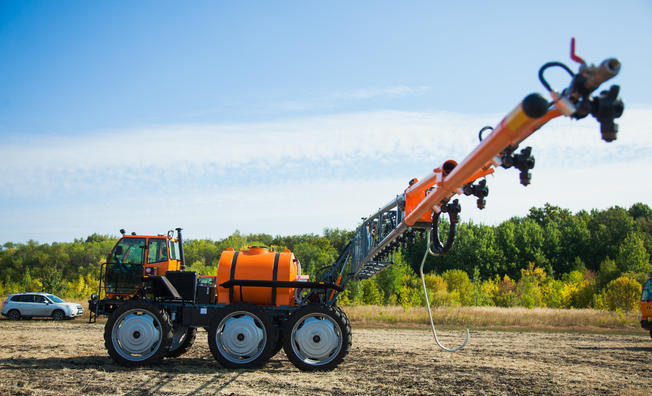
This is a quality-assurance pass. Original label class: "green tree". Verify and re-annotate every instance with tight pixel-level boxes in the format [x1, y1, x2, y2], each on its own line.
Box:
[587, 206, 635, 269]
[615, 232, 650, 275]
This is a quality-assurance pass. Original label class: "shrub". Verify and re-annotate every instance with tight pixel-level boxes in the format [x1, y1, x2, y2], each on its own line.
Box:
[398, 285, 424, 310]
[442, 269, 474, 306]
[604, 276, 642, 312]
[516, 264, 546, 308]
[360, 279, 384, 305]
[494, 275, 517, 307]
[572, 280, 596, 308]
[479, 277, 499, 306]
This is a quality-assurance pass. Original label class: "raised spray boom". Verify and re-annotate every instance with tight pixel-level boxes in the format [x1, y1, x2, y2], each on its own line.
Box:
[316, 39, 624, 350]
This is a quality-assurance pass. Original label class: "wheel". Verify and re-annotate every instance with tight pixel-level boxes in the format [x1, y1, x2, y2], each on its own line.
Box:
[103, 301, 173, 366]
[166, 325, 197, 358]
[52, 310, 66, 321]
[208, 303, 276, 368]
[7, 309, 21, 321]
[283, 304, 351, 371]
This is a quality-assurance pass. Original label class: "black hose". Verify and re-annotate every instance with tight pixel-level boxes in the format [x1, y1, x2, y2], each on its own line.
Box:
[478, 126, 493, 142]
[430, 206, 460, 254]
[538, 61, 574, 92]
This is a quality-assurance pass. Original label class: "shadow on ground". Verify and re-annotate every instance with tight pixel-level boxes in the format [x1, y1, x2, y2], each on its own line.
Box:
[0, 355, 295, 374]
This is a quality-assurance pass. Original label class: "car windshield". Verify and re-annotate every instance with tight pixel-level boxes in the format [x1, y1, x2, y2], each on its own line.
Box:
[46, 294, 64, 303]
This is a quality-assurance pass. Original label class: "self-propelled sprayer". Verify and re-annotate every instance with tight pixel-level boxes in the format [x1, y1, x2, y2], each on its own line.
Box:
[89, 39, 624, 370]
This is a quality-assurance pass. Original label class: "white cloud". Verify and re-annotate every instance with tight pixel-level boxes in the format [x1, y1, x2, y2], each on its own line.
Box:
[273, 85, 431, 112]
[0, 106, 650, 242]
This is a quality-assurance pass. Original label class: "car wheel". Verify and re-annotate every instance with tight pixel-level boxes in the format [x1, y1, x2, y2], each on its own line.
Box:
[52, 310, 66, 321]
[7, 309, 21, 321]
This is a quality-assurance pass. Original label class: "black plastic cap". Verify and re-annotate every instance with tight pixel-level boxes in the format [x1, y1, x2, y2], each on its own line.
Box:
[522, 93, 549, 119]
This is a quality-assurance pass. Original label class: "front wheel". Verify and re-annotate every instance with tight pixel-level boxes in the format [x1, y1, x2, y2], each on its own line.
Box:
[283, 304, 351, 371]
[52, 310, 66, 321]
[208, 303, 276, 368]
[103, 301, 173, 366]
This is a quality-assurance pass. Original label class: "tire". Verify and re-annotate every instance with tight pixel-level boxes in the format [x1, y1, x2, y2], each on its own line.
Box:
[283, 304, 351, 371]
[166, 325, 197, 358]
[52, 310, 66, 321]
[103, 301, 173, 366]
[208, 303, 276, 369]
[270, 330, 284, 357]
[7, 309, 21, 321]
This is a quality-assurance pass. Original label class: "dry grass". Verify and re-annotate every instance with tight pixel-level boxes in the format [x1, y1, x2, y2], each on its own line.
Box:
[341, 305, 643, 332]
[3, 297, 642, 333]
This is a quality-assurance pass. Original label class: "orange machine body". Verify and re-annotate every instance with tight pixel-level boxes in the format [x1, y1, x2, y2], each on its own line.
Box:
[641, 277, 652, 325]
[403, 160, 494, 225]
[217, 246, 301, 307]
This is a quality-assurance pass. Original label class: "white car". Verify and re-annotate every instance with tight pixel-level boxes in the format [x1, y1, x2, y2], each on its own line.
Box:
[1, 292, 84, 320]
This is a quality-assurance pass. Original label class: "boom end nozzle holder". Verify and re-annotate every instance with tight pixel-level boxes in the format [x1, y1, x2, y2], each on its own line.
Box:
[501, 146, 536, 186]
[463, 179, 489, 209]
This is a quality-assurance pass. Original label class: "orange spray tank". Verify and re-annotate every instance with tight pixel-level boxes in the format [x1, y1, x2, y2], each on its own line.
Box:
[216, 246, 302, 306]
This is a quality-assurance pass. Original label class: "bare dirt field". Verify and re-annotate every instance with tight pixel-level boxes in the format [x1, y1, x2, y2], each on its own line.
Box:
[0, 318, 650, 395]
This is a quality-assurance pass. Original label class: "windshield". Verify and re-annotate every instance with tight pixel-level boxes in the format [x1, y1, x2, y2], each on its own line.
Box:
[642, 279, 652, 302]
[106, 237, 146, 294]
[46, 294, 64, 303]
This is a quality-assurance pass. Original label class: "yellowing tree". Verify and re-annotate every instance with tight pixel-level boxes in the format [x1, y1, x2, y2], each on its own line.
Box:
[605, 276, 642, 312]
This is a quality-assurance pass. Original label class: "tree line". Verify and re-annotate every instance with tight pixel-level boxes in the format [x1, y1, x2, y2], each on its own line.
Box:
[0, 203, 649, 312]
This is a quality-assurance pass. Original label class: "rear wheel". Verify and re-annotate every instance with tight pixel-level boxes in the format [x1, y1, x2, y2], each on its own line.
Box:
[208, 303, 276, 368]
[52, 310, 66, 321]
[166, 325, 197, 358]
[7, 309, 21, 321]
[283, 304, 351, 371]
[104, 301, 172, 366]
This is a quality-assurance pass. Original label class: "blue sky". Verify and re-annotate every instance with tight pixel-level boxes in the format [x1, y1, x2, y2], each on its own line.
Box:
[1, 1, 651, 243]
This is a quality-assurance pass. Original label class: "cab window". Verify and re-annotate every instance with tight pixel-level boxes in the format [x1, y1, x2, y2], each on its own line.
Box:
[148, 239, 168, 263]
[169, 240, 180, 260]
[110, 238, 146, 266]
[34, 295, 46, 304]
[642, 280, 652, 302]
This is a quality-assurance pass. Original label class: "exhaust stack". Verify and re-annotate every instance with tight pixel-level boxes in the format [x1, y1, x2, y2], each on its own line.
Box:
[176, 227, 186, 271]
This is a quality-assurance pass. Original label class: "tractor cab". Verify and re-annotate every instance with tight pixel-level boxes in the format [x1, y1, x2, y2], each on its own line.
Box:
[641, 274, 652, 338]
[104, 229, 183, 297]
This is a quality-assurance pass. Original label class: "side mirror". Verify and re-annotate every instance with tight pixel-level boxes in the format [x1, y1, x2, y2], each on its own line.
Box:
[114, 245, 124, 256]
[44, 300, 50, 305]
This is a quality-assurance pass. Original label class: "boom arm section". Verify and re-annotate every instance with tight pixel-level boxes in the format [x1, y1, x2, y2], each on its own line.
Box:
[325, 39, 624, 284]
